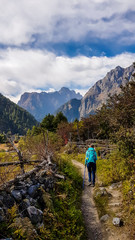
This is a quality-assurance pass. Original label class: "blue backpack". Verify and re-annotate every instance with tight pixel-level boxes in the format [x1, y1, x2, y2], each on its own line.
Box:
[87, 149, 96, 163]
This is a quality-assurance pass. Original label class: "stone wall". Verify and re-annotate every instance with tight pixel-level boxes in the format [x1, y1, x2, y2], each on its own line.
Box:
[0, 158, 62, 239]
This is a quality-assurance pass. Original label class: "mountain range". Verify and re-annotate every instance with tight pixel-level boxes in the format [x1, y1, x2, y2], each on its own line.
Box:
[0, 64, 134, 136]
[18, 87, 82, 122]
[0, 93, 38, 135]
[57, 64, 134, 121]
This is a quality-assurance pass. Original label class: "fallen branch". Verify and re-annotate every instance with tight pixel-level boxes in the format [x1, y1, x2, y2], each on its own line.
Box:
[0, 160, 42, 167]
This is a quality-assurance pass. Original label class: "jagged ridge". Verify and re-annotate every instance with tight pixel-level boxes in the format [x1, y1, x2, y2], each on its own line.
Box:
[56, 64, 134, 121]
[18, 87, 82, 122]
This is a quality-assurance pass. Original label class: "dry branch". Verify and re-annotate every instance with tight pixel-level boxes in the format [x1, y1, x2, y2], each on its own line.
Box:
[0, 160, 42, 167]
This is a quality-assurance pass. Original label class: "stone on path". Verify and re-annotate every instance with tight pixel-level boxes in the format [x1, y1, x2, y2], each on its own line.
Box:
[100, 214, 110, 222]
[112, 217, 123, 227]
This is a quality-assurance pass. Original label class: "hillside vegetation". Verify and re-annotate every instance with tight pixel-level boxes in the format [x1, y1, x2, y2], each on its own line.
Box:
[0, 93, 38, 135]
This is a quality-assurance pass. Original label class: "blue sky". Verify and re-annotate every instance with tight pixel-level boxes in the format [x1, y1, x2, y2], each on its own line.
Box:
[0, 0, 135, 103]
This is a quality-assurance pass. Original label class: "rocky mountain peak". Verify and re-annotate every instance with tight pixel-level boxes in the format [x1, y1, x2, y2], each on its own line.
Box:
[18, 87, 82, 122]
[57, 64, 134, 121]
[79, 64, 134, 119]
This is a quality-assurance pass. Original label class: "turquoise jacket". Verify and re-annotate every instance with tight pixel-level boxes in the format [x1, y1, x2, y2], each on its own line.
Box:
[85, 147, 97, 165]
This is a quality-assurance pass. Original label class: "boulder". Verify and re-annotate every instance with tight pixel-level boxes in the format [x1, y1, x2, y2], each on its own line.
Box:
[11, 190, 22, 202]
[28, 184, 40, 198]
[27, 206, 43, 224]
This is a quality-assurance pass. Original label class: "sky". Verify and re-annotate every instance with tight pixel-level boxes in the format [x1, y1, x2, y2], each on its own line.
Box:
[0, 0, 135, 103]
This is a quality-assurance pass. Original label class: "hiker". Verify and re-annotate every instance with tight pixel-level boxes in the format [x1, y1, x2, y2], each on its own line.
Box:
[85, 144, 97, 187]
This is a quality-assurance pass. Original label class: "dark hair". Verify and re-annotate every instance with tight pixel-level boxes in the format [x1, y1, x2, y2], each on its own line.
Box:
[90, 144, 94, 148]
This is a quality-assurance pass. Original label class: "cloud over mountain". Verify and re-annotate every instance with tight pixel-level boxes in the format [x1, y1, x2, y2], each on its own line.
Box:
[0, 48, 135, 102]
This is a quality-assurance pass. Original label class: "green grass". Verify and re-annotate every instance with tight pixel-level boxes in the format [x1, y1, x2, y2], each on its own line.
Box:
[96, 150, 132, 186]
[45, 154, 86, 240]
[94, 190, 109, 218]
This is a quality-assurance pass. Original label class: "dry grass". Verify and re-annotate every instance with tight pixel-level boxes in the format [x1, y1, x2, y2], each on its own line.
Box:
[0, 145, 39, 185]
[0, 143, 8, 151]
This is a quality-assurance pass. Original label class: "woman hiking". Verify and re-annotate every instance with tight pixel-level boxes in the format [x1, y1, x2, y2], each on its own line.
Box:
[85, 144, 97, 187]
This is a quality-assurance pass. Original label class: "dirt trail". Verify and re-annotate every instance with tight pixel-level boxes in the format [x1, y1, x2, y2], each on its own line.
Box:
[72, 160, 104, 240]
[72, 160, 132, 240]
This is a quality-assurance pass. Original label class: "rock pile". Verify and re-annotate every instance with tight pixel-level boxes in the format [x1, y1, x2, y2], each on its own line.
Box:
[0, 158, 61, 238]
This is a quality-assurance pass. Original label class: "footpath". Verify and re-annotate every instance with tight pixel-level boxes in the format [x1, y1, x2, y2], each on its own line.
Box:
[72, 160, 131, 240]
[72, 160, 103, 240]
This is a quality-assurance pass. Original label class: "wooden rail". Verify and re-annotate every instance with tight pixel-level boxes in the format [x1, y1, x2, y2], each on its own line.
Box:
[0, 160, 42, 167]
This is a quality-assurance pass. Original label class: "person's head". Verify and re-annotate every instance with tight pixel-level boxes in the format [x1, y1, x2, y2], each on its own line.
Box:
[90, 144, 94, 148]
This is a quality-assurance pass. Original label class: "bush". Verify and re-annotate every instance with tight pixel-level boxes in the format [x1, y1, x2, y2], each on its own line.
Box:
[96, 150, 131, 186]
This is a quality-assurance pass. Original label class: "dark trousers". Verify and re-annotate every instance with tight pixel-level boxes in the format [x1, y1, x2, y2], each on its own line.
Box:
[87, 162, 96, 184]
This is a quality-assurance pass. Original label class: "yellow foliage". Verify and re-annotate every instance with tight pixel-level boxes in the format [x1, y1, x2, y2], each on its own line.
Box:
[8, 204, 18, 221]
[9, 217, 38, 240]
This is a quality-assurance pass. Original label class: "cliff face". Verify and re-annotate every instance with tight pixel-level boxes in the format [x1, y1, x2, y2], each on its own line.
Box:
[55, 98, 81, 122]
[79, 65, 134, 119]
[18, 87, 82, 122]
[56, 65, 134, 121]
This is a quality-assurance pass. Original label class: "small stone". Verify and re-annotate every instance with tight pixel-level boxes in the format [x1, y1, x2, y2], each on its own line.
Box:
[28, 184, 40, 198]
[29, 198, 37, 206]
[27, 206, 43, 224]
[100, 214, 110, 222]
[96, 188, 110, 197]
[20, 189, 27, 197]
[110, 182, 122, 189]
[11, 190, 22, 202]
[112, 217, 123, 227]
[36, 222, 44, 228]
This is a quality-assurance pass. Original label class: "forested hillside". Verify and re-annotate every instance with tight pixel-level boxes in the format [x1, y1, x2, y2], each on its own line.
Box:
[0, 93, 38, 135]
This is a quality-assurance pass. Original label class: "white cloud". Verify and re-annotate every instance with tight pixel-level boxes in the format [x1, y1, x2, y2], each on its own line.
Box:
[0, 48, 135, 103]
[0, 0, 135, 45]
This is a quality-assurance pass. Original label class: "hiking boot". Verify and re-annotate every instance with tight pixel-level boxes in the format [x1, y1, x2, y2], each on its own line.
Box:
[91, 183, 95, 187]
[88, 182, 92, 186]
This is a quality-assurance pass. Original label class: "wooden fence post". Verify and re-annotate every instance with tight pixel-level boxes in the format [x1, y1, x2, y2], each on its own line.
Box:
[4, 134, 25, 174]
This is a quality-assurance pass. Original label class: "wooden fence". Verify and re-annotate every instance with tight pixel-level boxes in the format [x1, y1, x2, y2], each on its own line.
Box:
[0, 135, 50, 185]
[70, 139, 117, 157]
